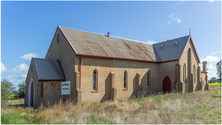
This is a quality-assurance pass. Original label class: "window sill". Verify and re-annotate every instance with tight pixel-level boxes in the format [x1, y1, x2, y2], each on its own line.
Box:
[147, 86, 151, 89]
[122, 88, 128, 91]
[91, 90, 98, 93]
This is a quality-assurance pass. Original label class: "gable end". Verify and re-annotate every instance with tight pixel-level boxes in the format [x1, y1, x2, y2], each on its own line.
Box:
[45, 26, 77, 58]
[179, 36, 200, 63]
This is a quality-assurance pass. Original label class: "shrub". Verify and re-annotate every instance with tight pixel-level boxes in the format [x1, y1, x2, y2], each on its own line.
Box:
[1, 79, 14, 100]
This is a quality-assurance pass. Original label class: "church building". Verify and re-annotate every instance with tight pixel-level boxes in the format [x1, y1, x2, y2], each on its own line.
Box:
[25, 26, 209, 107]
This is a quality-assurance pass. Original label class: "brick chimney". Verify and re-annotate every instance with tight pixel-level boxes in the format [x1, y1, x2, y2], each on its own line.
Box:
[202, 61, 207, 71]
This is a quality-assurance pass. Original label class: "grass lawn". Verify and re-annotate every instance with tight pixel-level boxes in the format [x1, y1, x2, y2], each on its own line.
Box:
[1, 88, 221, 124]
[7, 99, 24, 106]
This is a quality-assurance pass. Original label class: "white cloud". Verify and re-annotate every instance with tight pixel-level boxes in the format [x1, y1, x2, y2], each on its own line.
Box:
[8, 63, 29, 74]
[208, 63, 216, 70]
[1, 62, 7, 72]
[201, 62, 217, 80]
[168, 14, 173, 18]
[209, 0, 214, 3]
[177, 18, 182, 23]
[145, 40, 157, 44]
[5, 74, 14, 83]
[18, 74, 27, 79]
[168, 13, 178, 18]
[200, 54, 221, 79]
[5, 63, 29, 83]
[20, 53, 39, 60]
[200, 55, 220, 63]
[167, 13, 182, 24]
[211, 51, 221, 55]
[208, 70, 217, 79]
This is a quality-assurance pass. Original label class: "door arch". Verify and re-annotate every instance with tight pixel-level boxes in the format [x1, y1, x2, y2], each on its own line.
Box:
[28, 78, 35, 106]
[163, 76, 171, 93]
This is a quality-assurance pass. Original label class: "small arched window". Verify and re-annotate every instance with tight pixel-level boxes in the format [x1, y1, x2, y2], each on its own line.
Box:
[183, 64, 186, 82]
[57, 34, 59, 43]
[93, 70, 97, 90]
[193, 65, 196, 83]
[147, 72, 150, 87]
[124, 71, 127, 89]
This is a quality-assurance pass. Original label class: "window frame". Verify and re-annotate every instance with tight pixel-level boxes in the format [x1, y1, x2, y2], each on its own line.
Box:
[123, 70, 128, 91]
[92, 69, 98, 91]
[183, 64, 186, 82]
[193, 65, 196, 83]
[147, 71, 151, 87]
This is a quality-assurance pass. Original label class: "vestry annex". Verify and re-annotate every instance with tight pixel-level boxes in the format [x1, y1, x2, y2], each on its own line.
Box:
[25, 26, 209, 107]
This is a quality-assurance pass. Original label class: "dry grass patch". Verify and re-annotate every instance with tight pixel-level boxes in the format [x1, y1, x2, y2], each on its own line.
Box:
[1, 88, 221, 124]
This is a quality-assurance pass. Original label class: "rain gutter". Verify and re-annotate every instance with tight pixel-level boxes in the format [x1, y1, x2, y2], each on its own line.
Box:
[76, 54, 179, 63]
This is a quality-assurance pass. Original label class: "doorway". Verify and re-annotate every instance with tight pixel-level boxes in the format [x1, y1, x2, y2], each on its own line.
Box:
[30, 81, 34, 106]
[163, 76, 171, 93]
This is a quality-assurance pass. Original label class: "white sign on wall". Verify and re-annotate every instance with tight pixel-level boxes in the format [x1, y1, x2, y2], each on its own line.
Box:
[61, 81, 70, 95]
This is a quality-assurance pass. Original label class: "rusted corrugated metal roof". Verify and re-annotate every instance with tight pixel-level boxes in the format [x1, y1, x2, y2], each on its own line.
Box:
[32, 58, 65, 81]
[58, 26, 191, 62]
[59, 26, 159, 61]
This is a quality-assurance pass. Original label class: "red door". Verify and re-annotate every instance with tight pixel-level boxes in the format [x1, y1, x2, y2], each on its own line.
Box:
[30, 81, 34, 106]
[163, 76, 171, 93]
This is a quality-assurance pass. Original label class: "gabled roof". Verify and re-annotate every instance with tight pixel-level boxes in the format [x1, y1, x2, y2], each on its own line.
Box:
[32, 58, 65, 81]
[46, 26, 200, 63]
[59, 26, 159, 62]
[153, 35, 190, 62]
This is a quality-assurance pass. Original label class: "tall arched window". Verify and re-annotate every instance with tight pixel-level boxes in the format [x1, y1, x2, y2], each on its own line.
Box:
[193, 65, 196, 83]
[124, 71, 127, 89]
[93, 70, 97, 90]
[147, 72, 150, 87]
[183, 64, 186, 82]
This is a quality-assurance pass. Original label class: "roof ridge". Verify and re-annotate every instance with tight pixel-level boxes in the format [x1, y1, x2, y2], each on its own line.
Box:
[153, 35, 190, 45]
[59, 26, 153, 46]
[33, 57, 58, 61]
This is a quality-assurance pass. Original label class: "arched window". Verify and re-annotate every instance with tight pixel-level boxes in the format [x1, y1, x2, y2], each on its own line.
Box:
[183, 64, 186, 82]
[147, 72, 150, 87]
[93, 70, 97, 90]
[124, 71, 127, 89]
[193, 65, 196, 83]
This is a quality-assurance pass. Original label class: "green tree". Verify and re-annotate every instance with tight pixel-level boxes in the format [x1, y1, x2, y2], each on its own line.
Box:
[1, 79, 14, 100]
[216, 60, 221, 82]
[17, 81, 26, 98]
[210, 77, 217, 83]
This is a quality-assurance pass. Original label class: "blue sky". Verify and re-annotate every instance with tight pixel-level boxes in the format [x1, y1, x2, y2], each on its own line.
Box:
[1, 1, 221, 88]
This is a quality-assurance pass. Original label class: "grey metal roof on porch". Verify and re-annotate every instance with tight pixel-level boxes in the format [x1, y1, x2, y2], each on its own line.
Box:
[32, 58, 65, 81]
